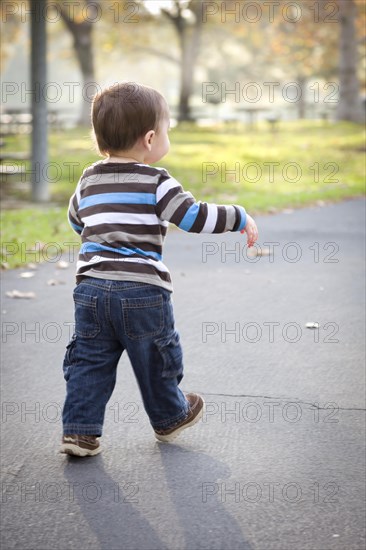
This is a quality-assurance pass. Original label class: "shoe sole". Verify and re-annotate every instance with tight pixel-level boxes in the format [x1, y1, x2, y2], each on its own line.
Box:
[59, 443, 102, 457]
[155, 398, 205, 443]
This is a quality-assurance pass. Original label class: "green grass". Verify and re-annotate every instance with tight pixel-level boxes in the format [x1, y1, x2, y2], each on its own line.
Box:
[1, 120, 365, 268]
[1, 208, 78, 268]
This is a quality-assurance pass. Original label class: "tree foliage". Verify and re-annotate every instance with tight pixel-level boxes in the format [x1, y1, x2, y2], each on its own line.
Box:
[1, 0, 365, 124]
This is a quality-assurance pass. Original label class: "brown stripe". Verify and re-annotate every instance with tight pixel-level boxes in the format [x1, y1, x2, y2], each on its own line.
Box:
[169, 196, 195, 226]
[82, 223, 167, 237]
[189, 202, 207, 233]
[232, 206, 241, 231]
[156, 186, 183, 216]
[81, 183, 157, 197]
[213, 206, 227, 233]
[69, 212, 81, 227]
[72, 195, 79, 212]
[157, 170, 171, 183]
[83, 163, 163, 178]
[78, 261, 171, 282]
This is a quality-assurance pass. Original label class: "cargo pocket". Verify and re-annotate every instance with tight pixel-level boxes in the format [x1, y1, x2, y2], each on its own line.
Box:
[154, 331, 184, 380]
[62, 334, 77, 381]
[121, 294, 164, 340]
[73, 292, 100, 338]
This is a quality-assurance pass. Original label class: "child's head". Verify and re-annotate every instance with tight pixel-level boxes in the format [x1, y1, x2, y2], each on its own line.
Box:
[92, 82, 170, 161]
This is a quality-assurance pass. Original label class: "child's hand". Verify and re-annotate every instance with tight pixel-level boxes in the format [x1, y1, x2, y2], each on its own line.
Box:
[241, 214, 258, 248]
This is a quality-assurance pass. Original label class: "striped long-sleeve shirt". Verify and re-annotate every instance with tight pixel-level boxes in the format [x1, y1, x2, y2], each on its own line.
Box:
[68, 160, 247, 291]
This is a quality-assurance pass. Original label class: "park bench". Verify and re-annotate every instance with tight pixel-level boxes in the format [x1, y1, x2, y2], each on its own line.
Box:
[0, 108, 68, 187]
[0, 111, 29, 184]
[0, 109, 63, 134]
[0, 164, 28, 184]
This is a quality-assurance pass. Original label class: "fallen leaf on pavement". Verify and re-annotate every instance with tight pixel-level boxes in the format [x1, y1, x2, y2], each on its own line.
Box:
[305, 322, 319, 329]
[19, 272, 35, 279]
[47, 279, 66, 286]
[57, 261, 69, 269]
[247, 247, 271, 257]
[27, 263, 38, 270]
[6, 290, 36, 299]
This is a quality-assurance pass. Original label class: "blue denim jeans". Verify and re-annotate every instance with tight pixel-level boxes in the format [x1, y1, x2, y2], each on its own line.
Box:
[62, 278, 189, 436]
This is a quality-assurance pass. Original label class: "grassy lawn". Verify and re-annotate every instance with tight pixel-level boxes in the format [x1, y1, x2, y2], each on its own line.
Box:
[1, 120, 365, 268]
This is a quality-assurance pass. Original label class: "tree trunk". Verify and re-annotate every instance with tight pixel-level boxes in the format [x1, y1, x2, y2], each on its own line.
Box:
[163, 2, 203, 122]
[337, 0, 363, 122]
[79, 74, 95, 126]
[31, 0, 49, 202]
[73, 28, 95, 126]
[59, 1, 96, 126]
[179, 32, 195, 121]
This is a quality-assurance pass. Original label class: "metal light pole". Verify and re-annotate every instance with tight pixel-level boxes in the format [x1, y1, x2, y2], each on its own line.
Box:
[31, 0, 49, 202]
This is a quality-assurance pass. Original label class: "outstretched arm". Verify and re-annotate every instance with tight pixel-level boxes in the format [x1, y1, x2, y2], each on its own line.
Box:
[156, 175, 247, 234]
[156, 174, 258, 246]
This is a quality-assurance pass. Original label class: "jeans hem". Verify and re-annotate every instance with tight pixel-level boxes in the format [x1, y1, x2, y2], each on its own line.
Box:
[63, 423, 103, 436]
[150, 404, 189, 430]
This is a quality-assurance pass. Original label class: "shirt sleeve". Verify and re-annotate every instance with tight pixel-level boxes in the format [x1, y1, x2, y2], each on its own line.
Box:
[68, 182, 84, 235]
[155, 174, 247, 233]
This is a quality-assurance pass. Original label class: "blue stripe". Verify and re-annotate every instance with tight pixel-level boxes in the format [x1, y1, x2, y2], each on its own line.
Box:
[69, 220, 83, 233]
[238, 207, 247, 231]
[178, 203, 200, 231]
[79, 193, 156, 210]
[81, 242, 162, 261]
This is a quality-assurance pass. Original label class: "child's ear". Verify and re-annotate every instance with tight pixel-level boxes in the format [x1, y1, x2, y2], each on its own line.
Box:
[143, 130, 155, 150]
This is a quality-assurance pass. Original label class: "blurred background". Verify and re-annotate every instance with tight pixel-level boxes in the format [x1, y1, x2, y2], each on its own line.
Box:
[0, 0, 365, 267]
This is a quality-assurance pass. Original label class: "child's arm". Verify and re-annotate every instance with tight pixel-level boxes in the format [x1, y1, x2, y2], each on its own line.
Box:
[68, 187, 84, 236]
[156, 175, 258, 246]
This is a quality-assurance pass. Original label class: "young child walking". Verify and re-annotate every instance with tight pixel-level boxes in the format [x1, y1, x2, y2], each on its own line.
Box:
[60, 82, 258, 456]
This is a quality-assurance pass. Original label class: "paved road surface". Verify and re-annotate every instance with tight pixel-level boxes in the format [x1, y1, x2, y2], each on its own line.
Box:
[1, 198, 365, 550]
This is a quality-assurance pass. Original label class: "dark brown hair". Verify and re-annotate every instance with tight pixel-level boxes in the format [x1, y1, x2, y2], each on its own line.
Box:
[92, 82, 168, 156]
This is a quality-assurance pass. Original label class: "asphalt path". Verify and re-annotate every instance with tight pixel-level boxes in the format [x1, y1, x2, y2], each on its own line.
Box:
[1, 198, 365, 550]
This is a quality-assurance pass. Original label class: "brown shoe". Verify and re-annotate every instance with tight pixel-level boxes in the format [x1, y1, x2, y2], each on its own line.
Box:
[154, 393, 205, 442]
[60, 434, 101, 457]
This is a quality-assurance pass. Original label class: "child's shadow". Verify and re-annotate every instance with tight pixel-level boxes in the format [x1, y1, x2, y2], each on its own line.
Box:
[63, 454, 167, 550]
[157, 443, 253, 550]
[62, 444, 252, 550]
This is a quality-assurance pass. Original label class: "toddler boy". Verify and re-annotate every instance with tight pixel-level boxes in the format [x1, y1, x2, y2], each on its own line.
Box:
[60, 82, 258, 456]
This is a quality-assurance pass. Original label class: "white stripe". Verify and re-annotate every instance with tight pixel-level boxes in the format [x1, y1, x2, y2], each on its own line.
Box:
[77, 256, 170, 273]
[82, 212, 164, 227]
[80, 171, 160, 190]
[156, 177, 181, 203]
[76, 183, 81, 203]
[202, 204, 218, 233]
